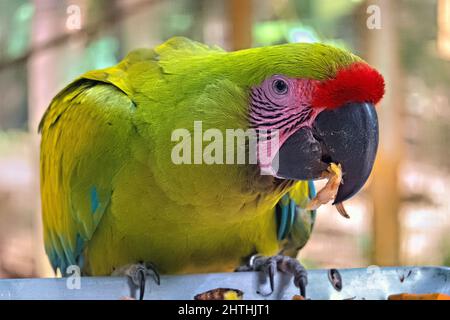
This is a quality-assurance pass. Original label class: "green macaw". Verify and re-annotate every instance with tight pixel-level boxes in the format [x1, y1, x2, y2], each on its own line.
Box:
[40, 37, 384, 298]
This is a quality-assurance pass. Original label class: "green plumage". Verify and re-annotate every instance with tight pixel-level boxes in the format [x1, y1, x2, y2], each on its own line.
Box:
[40, 37, 359, 275]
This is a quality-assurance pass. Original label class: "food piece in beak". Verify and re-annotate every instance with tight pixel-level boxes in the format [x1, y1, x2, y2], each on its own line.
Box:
[306, 163, 350, 219]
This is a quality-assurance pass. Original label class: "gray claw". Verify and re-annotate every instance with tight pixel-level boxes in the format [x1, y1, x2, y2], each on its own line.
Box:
[239, 255, 308, 298]
[113, 262, 160, 300]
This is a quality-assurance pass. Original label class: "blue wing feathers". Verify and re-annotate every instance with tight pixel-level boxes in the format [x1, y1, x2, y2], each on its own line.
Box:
[276, 181, 316, 243]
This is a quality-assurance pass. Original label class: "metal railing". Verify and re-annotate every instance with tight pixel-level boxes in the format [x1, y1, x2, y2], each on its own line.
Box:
[0, 266, 449, 300]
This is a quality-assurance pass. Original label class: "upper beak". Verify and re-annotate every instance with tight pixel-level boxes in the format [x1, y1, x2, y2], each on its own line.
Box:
[274, 102, 379, 203]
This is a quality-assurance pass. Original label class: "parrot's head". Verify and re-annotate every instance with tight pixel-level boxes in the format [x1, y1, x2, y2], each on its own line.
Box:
[232, 43, 384, 204]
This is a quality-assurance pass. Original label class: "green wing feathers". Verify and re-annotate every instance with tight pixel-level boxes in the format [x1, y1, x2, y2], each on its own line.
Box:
[40, 80, 136, 273]
[39, 37, 220, 274]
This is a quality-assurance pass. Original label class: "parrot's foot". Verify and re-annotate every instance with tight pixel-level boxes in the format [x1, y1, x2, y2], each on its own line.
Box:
[237, 255, 308, 298]
[112, 262, 160, 300]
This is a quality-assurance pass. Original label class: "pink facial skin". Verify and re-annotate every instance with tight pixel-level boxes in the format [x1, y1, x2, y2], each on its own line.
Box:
[248, 75, 324, 174]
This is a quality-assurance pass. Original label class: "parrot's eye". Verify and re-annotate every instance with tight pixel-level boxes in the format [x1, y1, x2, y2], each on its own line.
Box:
[272, 79, 288, 95]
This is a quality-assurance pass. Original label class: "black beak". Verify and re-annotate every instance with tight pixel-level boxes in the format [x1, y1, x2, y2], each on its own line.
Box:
[274, 102, 378, 203]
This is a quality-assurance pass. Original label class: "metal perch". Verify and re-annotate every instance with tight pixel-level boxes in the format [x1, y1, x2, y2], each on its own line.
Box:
[0, 267, 448, 300]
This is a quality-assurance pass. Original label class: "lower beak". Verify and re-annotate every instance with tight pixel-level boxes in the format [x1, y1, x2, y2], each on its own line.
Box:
[274, 102, 379, 203]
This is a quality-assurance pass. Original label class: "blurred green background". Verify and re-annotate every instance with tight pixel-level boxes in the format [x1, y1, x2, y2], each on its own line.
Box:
[0, 0, 449, 278]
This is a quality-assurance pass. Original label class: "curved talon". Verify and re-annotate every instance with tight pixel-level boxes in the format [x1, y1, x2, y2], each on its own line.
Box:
[145, 262, 161, 285]
[268, 263, 275, 296]
[113, 262, 160, 300]
[138, 269, 146, 300]
[257, 260, 276, 297]
[298, 280, 306, 297]
[239, 255, 308, 299]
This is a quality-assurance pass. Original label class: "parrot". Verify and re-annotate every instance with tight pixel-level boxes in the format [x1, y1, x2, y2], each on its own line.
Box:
[39, 37, 384, 299]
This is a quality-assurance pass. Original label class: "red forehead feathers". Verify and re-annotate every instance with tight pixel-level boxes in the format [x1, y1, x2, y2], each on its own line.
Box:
[312, 62, 385, 109]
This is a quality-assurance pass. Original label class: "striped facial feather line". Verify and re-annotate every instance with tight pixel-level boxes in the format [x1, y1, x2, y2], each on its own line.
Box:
[248, 111, 285, 126]
[247, 77, 319, 158]
[250, 101, 286, 117]
[252, 110, 305, 130]
[249, 102, 297, 122]
[285, 108, 313, 134]
[249, 93, 312, 130]
[251, 89, 272, 107]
